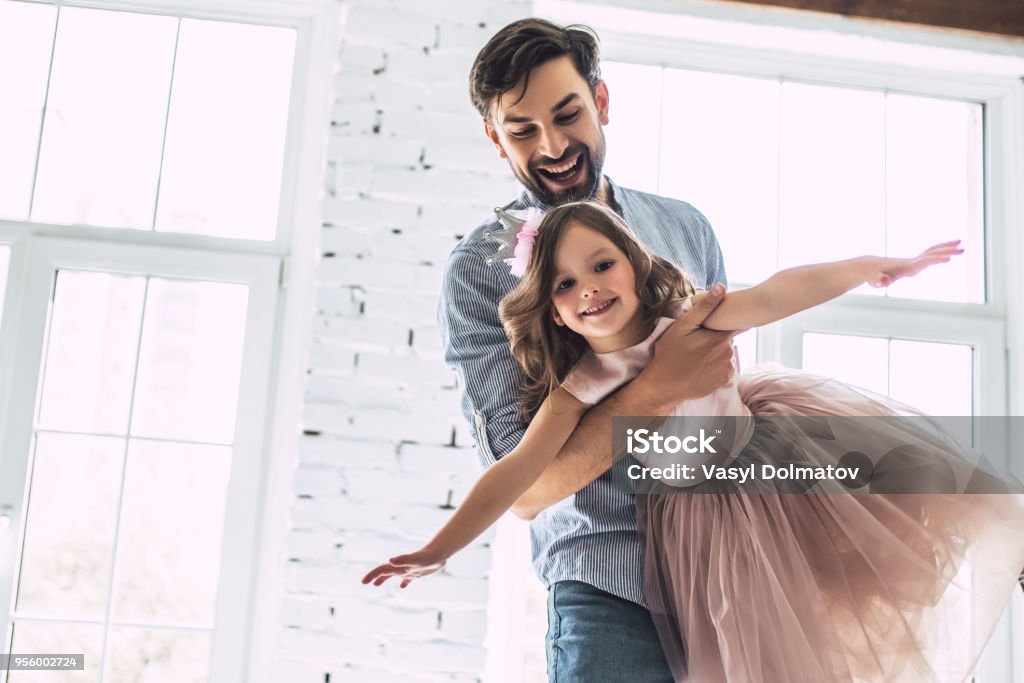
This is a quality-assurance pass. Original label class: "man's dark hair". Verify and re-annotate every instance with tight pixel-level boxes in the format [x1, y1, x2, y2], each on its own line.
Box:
[469, 18, 601, 119]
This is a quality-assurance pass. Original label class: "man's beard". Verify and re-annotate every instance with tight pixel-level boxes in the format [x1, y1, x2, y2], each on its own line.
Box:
[512, 140, 607, 207]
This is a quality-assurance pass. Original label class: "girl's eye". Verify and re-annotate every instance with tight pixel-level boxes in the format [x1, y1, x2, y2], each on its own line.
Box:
[556, 278, 575, 292]
[556, 109, 581, 125]
[595, 261, 614, 272]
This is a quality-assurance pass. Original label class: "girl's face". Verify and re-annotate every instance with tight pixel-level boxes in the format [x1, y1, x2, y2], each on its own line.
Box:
[549, 221, 645, 353]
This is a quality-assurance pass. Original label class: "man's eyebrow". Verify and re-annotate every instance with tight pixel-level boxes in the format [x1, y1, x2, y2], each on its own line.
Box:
[550, 93, 580, 113]
[504, 93, 581, 125]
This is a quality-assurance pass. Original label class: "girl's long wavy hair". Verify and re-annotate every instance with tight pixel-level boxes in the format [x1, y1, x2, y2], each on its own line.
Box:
[499, 201, 696, 420]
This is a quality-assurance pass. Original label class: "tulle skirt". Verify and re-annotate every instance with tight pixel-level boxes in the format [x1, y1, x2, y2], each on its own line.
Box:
[636, 366, 1024, 683]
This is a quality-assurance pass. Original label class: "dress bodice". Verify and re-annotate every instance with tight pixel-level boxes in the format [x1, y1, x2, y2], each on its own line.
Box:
[561, 298, 751, 419]
[560, 298, 753, 480]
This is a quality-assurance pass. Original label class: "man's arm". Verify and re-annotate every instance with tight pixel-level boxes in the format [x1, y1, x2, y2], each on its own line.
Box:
[438, 243, 530, 468]
[511, 286, 736, 520]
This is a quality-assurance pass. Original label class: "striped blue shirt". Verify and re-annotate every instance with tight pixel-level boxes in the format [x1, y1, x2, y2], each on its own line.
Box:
[437, 178, 727, 607]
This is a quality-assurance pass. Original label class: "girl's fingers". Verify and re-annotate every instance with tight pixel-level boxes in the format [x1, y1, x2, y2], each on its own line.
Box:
[921, 242, 962, 257]
[929, 247, 963, 257]
[364, 561, 419, 586]
[362, 565, 387, 584]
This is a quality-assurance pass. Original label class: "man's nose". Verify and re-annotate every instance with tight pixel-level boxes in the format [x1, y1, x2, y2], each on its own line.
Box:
[537, 125, 569, 161]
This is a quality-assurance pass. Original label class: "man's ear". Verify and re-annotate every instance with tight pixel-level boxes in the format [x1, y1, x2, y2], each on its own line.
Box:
[595, 80, 609, 126]
[552, 309, 565, 327]
[483, 119, 507, 159]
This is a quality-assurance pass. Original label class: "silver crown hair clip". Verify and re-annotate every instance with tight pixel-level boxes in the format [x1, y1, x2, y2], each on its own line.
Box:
[485, 207, 527, 265]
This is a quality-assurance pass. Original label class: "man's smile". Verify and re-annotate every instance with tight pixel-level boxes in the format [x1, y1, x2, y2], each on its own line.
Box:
[535, 151, 586, 187]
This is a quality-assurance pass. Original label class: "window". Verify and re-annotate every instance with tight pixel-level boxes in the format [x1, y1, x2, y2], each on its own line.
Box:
[601, 61, 997, 414]
[0, 1, 334, 680]
[1, 4, 295, 239]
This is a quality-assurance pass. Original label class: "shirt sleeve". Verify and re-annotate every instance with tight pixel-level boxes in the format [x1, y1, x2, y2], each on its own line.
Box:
[437, 245, 526, 468]
[696, 209, 728, 290]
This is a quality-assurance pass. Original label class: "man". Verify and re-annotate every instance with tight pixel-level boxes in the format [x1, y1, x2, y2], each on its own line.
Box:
[437, 18, 737, 681]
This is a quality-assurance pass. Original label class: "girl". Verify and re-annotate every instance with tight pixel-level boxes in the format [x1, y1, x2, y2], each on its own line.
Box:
[363, 201, 1024, 682]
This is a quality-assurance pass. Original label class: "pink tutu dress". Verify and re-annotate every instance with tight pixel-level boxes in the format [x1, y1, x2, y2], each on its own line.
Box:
[562, 300, 1024, 683]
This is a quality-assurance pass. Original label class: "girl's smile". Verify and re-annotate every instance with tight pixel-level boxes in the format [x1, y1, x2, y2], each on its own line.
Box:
[580, 296, 617, 316]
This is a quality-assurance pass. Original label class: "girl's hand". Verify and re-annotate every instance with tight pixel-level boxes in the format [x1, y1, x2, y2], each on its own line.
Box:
[361, 547, 447, 589]
[866, 240, 963, 287]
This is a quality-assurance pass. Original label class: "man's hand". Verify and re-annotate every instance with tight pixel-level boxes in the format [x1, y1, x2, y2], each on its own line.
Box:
[639, 284, 738, 413]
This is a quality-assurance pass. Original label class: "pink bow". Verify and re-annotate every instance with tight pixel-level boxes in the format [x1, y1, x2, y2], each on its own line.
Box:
[509, 207, 545, 277]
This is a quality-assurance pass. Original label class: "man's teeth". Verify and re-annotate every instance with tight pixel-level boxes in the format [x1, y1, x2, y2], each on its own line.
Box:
[549, 157, 578, 173]
[582, 299, 614, 315]
[542, 156, 580, 176]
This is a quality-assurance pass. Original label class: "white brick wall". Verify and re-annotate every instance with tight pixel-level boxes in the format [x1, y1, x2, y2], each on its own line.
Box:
[279, 1, 531, 680]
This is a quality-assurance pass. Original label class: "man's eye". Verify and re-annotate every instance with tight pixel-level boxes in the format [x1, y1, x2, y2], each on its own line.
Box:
[595, 261, 614, 272]
[509, 127, 535, 139]
[556, 279, 575, 291]
[556, 109, 581, 125]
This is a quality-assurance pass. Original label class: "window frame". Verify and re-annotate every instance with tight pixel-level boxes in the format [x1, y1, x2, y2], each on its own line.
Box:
[0, 0, 340, 680]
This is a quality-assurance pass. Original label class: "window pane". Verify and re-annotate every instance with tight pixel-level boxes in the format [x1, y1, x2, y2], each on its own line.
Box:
[17, 433, 124, 619]
[154, 19, 296, 240]
[8, 620, 103, 683]
[36, 271, 146, 433]
[886, 95, 984, 303]
[130, 279, 249, 444]
[604, 63, 985, 303]
[661, 69, 780, 285]
[31, 7, 177, 229]
[113, 441, 231, 624]
[779, 83, 885, 293]
[37, 271, 146, 434]
[801, 333, 974, 416]
[733, 328, 756, 373]
[602, 61, 662, 194]
[106, 626, 212, 683]
[0, 1, 55, 220]
[889, 339, 972, 415]
[802, 332, 888, 395]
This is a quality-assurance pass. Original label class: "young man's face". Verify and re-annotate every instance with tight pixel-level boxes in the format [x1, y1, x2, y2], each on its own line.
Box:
[485, 56, 610, 206]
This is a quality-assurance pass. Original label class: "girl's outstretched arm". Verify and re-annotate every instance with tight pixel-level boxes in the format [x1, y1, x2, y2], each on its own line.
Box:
[361, 386, 587, 588]
[700, 241, 963, 331]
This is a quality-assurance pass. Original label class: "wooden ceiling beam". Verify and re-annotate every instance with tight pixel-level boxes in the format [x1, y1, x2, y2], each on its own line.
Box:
[719, 0, 1024, 38]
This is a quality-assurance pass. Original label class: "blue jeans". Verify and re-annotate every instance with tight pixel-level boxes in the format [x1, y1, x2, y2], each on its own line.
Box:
[546, 580, 676, 682]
